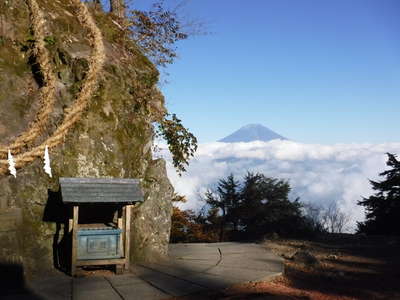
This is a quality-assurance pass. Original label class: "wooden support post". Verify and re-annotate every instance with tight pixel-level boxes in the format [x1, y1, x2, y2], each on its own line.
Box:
[68, 216, 73, 233]
[115, 264, 124, 275]
[116, 207, 124, 274]
[117, 207, 124, 257]
[124, 205, 132, 270]
[71, 205, 79, 276]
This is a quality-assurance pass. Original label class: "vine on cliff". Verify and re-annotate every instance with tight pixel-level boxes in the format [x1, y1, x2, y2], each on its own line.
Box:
[129, 1, 199, 173]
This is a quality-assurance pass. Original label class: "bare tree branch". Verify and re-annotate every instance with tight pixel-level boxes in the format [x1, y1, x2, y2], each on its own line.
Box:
[110, 0, 126, 18]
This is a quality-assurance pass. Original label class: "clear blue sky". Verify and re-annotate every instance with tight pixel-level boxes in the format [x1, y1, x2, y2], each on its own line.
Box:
[132, 0, 400, 144]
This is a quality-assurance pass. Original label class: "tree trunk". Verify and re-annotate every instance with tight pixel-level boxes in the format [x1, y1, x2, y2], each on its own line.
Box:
[219, 208, 225, 242]
[110, 0, 126, 18]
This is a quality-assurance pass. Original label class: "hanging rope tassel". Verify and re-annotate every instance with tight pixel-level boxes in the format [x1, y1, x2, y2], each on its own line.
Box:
[8, 150, 16, 178]
[43, 145, 52, 177]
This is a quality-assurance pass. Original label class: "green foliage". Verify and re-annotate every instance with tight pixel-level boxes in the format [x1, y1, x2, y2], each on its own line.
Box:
[238, 172, 305, 239]
[43, 36, 56, 45]
[357, 153, 400, 235]
[157, 114, 197, 175]
[205, 174, 240, 241]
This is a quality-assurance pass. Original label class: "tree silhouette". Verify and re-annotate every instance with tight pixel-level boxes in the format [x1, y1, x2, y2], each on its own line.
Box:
[358, 153, 400, 235]
[320, 202, 350, 233]
[204, 172, 307, 240]
[170, 172, 330, 243]
[205, 174, 240, 241]
[239, 172, 304, 239]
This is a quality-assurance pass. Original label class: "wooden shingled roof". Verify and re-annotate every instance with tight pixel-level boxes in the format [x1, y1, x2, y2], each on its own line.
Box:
[60, 177, 144, 204]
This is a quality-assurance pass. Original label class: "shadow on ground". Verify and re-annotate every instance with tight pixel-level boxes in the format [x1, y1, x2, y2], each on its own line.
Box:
[0, 262, 43, 300]
[268, 235, 400, 300]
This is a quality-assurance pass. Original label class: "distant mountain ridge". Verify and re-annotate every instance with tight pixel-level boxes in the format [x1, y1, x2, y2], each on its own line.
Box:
[219, 124, 287, 143]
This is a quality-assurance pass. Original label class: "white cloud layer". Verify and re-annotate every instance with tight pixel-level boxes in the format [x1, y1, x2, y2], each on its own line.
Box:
[156, 140, 400, 232]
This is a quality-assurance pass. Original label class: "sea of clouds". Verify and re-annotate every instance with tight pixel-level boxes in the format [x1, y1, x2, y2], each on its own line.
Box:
[156, 140, 400, 232]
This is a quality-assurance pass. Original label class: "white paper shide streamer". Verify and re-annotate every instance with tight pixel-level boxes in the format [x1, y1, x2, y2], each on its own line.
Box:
[7, 150, 16, 178]
[44, 145, 52, 177]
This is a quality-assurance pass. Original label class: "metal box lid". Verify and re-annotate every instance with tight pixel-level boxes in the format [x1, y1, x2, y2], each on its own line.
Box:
[77, 228, 122, 236]
[60, 177, 144, 204]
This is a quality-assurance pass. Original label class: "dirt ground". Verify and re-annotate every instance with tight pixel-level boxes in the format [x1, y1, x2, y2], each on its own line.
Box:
[170, 234, 400, 300]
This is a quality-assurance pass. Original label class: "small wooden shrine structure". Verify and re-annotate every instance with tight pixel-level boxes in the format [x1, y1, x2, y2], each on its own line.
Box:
[60, 177, 143, 276]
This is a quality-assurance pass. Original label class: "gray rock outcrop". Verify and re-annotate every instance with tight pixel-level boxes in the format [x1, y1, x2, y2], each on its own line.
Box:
[0, 0, 173, 278]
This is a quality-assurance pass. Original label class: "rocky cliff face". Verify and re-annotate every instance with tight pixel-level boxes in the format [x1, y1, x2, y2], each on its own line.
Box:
[0, 0, 173, 278]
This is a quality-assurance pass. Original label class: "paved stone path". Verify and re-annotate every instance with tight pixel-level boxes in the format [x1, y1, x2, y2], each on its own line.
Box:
[3, 243, 283, 300]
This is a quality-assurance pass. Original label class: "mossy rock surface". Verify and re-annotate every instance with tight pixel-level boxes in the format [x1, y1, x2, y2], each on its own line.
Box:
[0, 0, 173, 278]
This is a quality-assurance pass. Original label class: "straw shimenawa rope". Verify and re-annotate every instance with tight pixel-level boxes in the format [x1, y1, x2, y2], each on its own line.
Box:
[0, 0, 106, 175]
[0, 0, 57, 157]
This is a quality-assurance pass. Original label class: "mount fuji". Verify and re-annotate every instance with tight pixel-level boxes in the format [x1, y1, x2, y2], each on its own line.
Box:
[218, 124, 287, 143]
